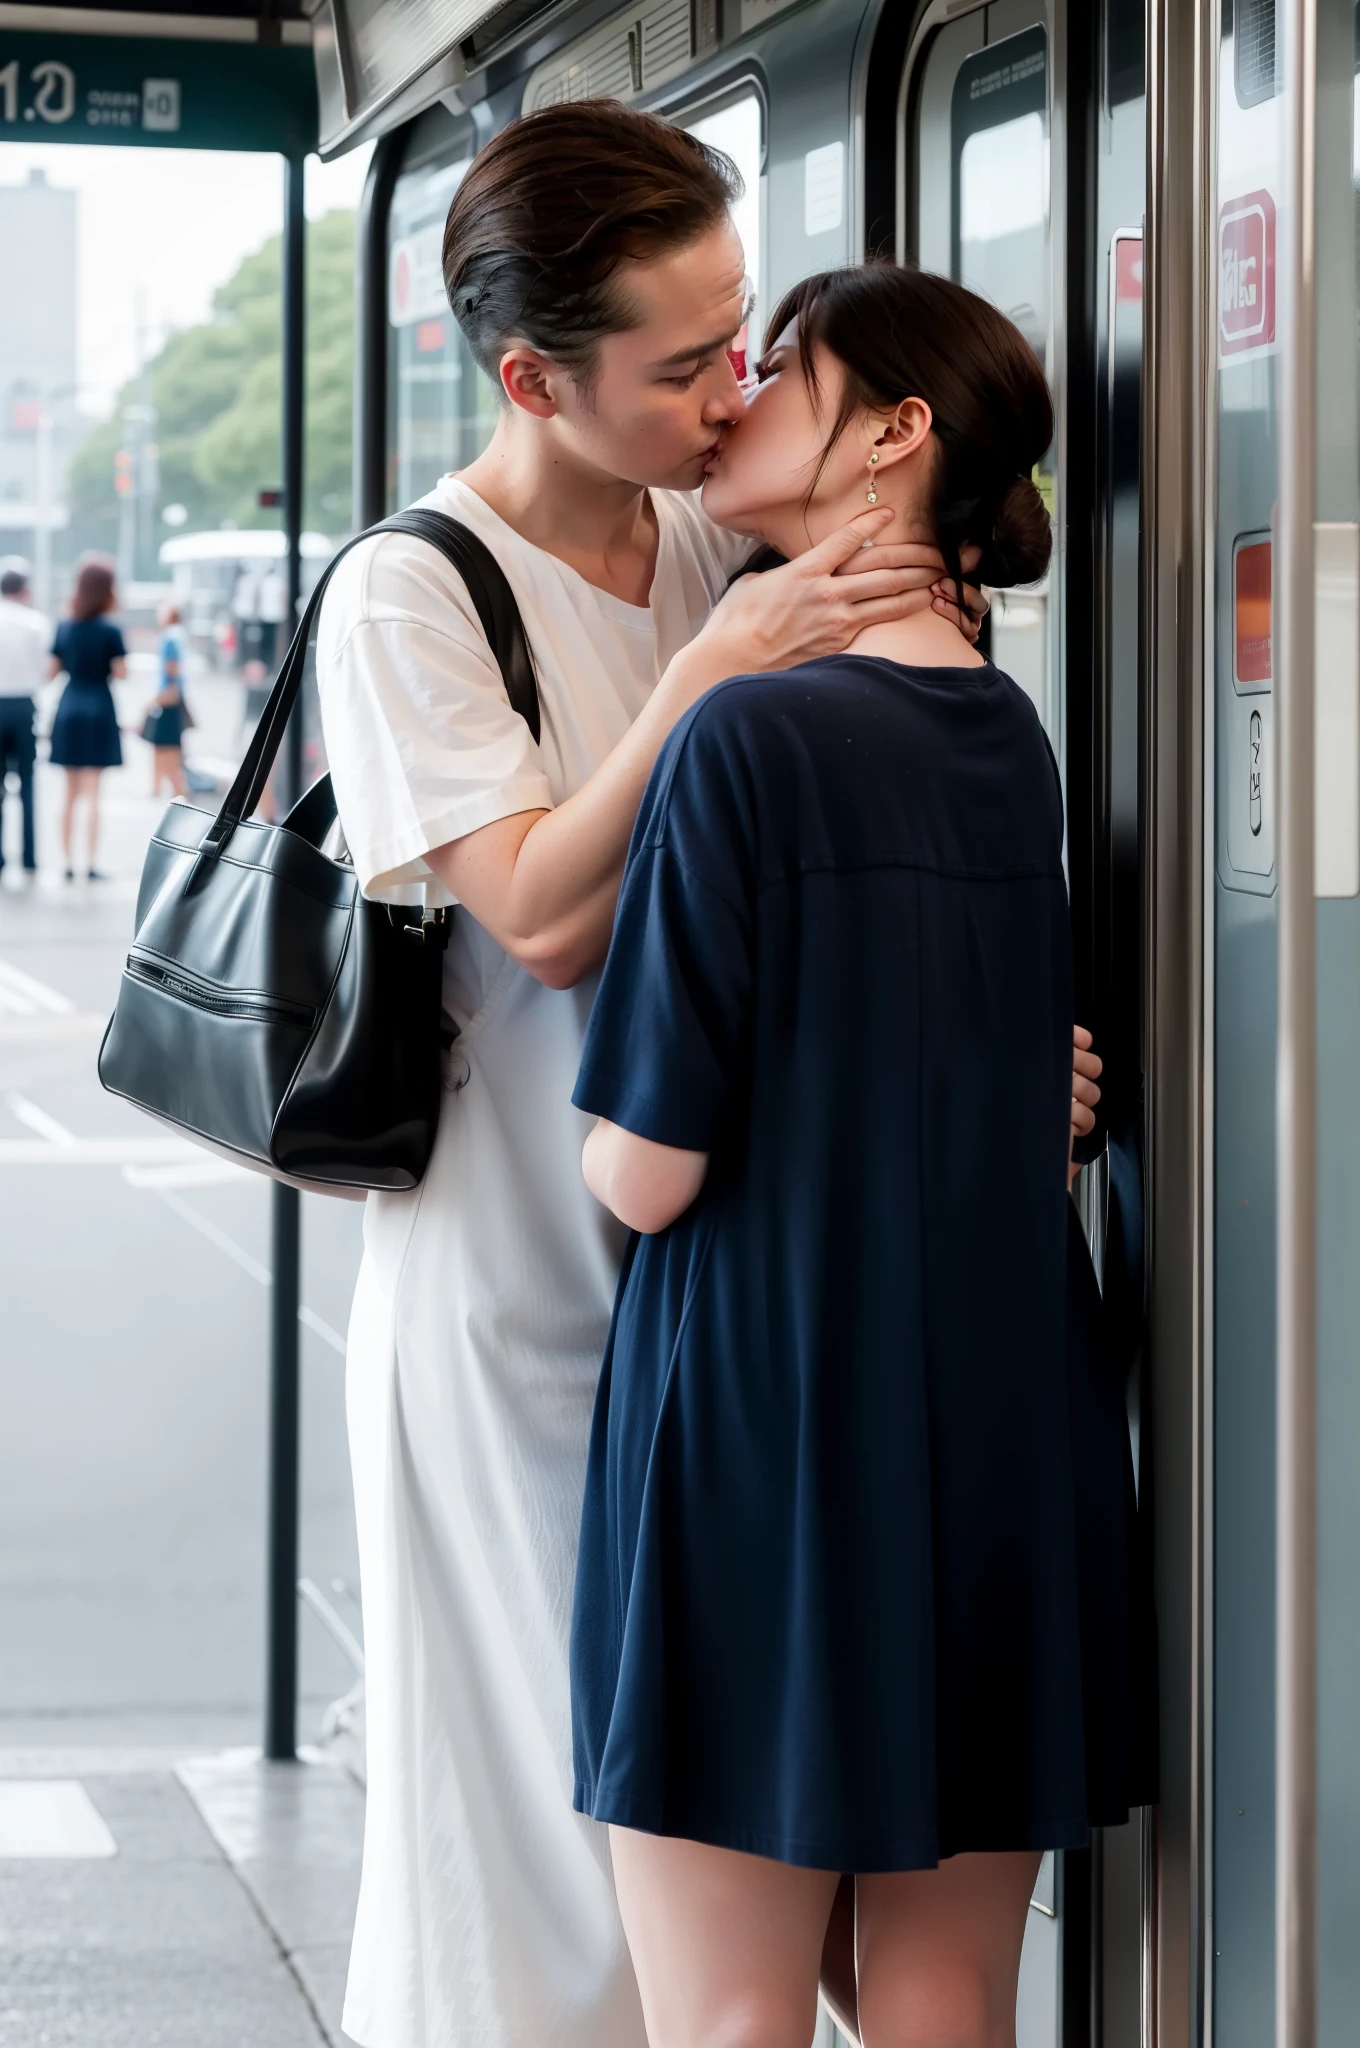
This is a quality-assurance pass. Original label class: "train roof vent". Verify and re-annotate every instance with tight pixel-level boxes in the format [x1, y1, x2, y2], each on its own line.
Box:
[1235, 0, 1279, 109]
[523, 0, 695, 113]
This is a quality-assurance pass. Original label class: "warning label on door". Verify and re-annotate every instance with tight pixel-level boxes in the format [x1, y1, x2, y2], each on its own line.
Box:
[1220, 188, 1276, 356]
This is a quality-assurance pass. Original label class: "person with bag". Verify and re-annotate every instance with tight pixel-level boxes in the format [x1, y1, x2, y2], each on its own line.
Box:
[48, 555, 126, 882]
[313, 101, 985, 2048]
[141, 601, 190, 797]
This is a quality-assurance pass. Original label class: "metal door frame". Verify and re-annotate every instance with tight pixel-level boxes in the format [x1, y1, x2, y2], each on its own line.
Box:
[1143, 1, 1218, 2044]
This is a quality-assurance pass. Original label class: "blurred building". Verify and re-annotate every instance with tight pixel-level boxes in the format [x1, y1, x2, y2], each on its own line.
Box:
[0, 166, 78, 602]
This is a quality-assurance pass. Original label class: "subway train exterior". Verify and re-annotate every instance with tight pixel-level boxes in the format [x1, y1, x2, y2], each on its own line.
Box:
[10, 0, 1352, 2042]
[321, 2, 1360, 2044]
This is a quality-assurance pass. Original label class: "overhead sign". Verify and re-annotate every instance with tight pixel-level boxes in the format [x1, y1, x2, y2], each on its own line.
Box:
[0, 33, 316, 155]
[1220, 188, 1276, 356]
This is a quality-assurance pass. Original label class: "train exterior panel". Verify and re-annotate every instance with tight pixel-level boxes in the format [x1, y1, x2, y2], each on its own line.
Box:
[14, 0, 1355, 2041]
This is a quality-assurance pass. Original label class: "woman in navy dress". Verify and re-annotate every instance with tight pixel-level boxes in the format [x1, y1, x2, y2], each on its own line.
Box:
[48, 556, 126, 880]
[572, 267, 1150, 2047]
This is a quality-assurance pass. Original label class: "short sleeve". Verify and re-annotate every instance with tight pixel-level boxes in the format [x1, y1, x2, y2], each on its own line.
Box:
[316, 531, 552, 903]
[107, 624, 127, 661]
[573, 704, 754, 1151]
[50, 622, 66, 661]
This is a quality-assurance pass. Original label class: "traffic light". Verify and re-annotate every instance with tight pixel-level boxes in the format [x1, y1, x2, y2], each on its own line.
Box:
[114, 449, 133, 499]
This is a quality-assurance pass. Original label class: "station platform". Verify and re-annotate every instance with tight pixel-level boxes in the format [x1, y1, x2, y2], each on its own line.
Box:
[0, 1747, 364, 2046]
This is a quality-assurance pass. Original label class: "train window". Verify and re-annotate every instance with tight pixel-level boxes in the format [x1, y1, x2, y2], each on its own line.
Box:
[386, 152, 498, 510]
[950, 26, 1049, 375]
[681, 90, 765, 340]
[912, 10, 1056, 736]
[1233, 0, 1279, 110]
[1105, 0, 1145, 107]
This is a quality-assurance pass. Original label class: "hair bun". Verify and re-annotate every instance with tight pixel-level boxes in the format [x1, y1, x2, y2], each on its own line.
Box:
[984, 473, 1052, 588]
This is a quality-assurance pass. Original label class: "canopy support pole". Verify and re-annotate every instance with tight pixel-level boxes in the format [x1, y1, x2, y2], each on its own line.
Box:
[265, 151, 307, 1765]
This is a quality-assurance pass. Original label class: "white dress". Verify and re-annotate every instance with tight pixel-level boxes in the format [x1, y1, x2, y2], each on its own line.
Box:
[316, 477, 751, 2048]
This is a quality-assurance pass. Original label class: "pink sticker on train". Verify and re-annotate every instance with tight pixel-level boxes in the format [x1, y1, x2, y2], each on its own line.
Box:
[1220, 189, 1276, 355]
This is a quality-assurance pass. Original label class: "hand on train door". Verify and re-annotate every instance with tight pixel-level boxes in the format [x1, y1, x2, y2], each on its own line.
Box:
[1069, 1025, 1102, 1189]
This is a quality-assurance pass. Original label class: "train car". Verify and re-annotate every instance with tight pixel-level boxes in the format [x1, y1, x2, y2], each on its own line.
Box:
[7, 0, 1346, 2040]
[296, 2, 1358, 2044]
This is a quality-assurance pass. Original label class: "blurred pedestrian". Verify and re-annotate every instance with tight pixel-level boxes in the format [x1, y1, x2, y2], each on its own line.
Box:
[230, 563, 264, 671]
[258, 559, 289, 670]
[141, 600, 189, 798]
[48, 555, 126, 882]
[0, 558, 49, 878]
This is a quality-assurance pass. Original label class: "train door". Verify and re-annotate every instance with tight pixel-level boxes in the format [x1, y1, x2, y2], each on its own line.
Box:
[1208, 3, 1360, 2044]
[901, 6, 1149, 2045]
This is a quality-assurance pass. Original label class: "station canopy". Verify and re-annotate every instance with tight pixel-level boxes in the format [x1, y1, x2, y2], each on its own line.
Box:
[312, 0, 561, 155]
[0, 0, 318, 155]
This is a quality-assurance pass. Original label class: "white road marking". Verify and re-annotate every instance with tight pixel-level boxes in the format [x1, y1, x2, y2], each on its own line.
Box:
[1, 1092, 348, 1355]
[0, 1138, 205, 1165]
[299, 1305, 347, 1358]
[0, 1012, 106, 1044]
[122, 1157, 253, 1190]
[150, 1187, 348, 1357]
[151, 1186, 271, 1285]
[0, 958, 75, 1017]
[0, 1781, 117, 1859]
[7, 1095, 75, 1146]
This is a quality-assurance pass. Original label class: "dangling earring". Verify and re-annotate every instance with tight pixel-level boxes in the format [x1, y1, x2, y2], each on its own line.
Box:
[866, 450, 880, 505]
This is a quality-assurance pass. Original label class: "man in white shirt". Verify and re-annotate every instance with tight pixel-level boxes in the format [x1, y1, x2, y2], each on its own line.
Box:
[0, 560, 51, 875]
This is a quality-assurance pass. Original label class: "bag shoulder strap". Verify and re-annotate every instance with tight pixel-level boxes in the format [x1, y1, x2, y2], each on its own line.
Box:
[197, 510, 540, 863]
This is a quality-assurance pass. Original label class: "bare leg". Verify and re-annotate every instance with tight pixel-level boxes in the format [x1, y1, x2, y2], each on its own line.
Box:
[61, 768, 79, 869]
[855, 1851, 1042, 2048]
[84, 770, 103, 871]
[153, 747, 185, 797]
[609, 1826, 840, 2048]
[820, 1874, 859, 2043]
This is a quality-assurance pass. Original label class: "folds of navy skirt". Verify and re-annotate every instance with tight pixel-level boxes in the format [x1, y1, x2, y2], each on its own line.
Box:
[50, 681, 122, 769]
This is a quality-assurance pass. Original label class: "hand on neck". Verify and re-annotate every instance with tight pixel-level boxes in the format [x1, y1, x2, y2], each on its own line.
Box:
[760, 494, 985, 671]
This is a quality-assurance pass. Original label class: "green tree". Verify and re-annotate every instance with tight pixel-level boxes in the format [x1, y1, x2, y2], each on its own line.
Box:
[66, 208, 357, 565]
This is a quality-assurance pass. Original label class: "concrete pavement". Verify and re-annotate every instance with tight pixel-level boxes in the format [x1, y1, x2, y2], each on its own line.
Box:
[0, 660, 369, 2044]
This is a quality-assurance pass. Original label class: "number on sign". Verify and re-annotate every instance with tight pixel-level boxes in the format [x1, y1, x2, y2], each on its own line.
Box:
[0, 60, 18, 123]
[32, 59, 75, 123]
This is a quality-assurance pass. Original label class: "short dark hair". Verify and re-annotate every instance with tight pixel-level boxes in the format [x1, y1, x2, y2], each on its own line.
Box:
[0, 569, 28, 598]
[443, 101, 741, 384]
[766, 265, 1054, 595]
[71, 556, 117, 621]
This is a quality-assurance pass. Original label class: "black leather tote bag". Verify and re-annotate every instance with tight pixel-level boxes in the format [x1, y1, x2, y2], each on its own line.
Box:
[98, 509, 540, 1196]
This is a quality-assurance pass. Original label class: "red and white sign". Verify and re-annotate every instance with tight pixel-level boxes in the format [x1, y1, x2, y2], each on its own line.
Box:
[389, 224, 448, 330]
[1220, 188, 1276, 355]
[1115, 236, 1143, 304]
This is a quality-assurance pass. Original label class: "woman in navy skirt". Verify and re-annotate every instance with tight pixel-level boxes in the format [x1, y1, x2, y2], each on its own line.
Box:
[572, 268, 1152, 2047]
[48, 555, 126, 880]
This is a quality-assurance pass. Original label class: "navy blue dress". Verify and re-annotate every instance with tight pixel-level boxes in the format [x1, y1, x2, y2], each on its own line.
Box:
[50, 618, 125, 769]
[571, 654, 1148, 1872]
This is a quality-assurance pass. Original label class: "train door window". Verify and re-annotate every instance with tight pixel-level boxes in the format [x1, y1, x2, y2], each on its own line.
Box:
[909, 5, 1056, 741]
[386, 151, 498, 511]
[680, 89, 766, 362]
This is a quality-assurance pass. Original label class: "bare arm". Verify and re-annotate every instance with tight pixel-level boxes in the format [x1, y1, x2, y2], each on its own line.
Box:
[429, 510, 981, 987]
[110, 657, 128, 681]
[45, 656, 61, 681]
[582, 1117, 709, 1233]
